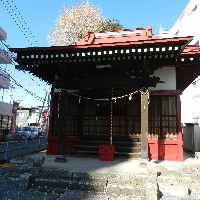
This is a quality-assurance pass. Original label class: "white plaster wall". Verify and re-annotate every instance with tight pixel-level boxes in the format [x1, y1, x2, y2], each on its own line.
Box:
[149, 67, 176, 91]
[181, 78, 200, 124]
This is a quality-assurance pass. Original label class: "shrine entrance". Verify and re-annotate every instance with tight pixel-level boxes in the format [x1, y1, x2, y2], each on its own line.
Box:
[51, 93, 141, 141]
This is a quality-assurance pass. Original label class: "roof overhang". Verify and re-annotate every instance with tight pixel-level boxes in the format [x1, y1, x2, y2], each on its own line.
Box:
[10, 35, 199, 94]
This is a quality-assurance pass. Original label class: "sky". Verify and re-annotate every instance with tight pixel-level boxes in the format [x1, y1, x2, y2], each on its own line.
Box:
[0, 0, 190, 107]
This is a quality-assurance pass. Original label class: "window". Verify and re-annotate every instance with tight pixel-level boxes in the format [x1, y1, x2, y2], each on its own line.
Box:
[189, 5, 197, 15]
[192, 5, 197, 12]
[97, 107, 126, 116]
[17, 112, 24, 117]
[31, 113, 39, 117]
[193, 81, 197, 98]
[179, 12, 185, 20]
[175, 30, 179, 36]
[149, 96, 177, 139]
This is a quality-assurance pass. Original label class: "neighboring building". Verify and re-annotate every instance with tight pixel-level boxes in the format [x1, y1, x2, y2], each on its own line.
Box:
[10, 26, 200, 161]
[159, 0, 199, 45]
[16, 107, 29, 127]
[166, 0, 199, 45]
[16, 106, 46, 128]
[159, 0, 200, 124]
[0, 27, 13, 132]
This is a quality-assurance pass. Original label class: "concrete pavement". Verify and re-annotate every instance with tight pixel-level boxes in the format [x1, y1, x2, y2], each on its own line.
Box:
[17, 150, 197, 175]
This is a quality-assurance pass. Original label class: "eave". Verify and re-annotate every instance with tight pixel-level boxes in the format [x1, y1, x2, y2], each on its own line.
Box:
[10, 36, 199, 93]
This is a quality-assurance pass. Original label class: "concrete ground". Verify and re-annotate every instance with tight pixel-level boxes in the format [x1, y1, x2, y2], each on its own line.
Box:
[20, 150, 197, 175]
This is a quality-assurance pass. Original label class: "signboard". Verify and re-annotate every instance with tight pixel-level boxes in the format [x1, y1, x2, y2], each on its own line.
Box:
[10, 101, 20, 137]
[41, 110, 48, 135]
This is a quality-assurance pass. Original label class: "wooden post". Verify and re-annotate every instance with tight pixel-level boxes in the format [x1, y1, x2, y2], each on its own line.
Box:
[140, 89, 149, 166]
[55, 89, 68, 162]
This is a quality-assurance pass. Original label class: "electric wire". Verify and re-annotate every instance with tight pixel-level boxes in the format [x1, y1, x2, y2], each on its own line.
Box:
[0, 0, 50, 105]
[0, 65, 49, 104]
[0, 0, 39, 46]
[0, 0, 47, 91]
[1, 38, 48, 93]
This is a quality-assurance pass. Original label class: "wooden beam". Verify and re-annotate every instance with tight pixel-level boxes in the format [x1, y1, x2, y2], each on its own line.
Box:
[57, 77, 161, 89]
[140, 90, 149, 165]
[55, 90, 68, 162]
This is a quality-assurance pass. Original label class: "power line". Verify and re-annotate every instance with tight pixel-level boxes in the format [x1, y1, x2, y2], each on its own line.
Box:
[0, 0, 50, 105]
[0, 34, 48, 102]
[0, 66, 49, 104]
[0, 0, 39, 46]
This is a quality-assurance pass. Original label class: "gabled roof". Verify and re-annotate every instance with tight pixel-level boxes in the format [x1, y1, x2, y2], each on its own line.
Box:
[77, 26, 161, 45]
[10, 27, 193, 52]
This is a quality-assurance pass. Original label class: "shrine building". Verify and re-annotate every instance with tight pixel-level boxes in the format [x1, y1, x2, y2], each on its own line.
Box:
[10, 26, 200, 162]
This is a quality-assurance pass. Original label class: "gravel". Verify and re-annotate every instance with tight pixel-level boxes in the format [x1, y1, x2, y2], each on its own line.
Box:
[0, 165, 61, 200]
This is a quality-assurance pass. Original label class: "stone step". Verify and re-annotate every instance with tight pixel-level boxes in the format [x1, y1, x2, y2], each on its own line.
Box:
[8, 165, 147, 198]
[70, 150, 141, 159]
[115, 152, 141, 159]
[29, 186, 65, 195]
[71, 140, 142, 159]
[73, 145, 141, 153]
[30, 179, 147, 198]
[73, 140, 141, 147]
[70, 150, 99, 158]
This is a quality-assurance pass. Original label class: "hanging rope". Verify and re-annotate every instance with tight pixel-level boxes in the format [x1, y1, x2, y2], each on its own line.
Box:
[61, 87, 149, 101]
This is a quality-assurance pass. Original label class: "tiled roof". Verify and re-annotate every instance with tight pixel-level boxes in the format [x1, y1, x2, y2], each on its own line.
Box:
[181, 45, 200, 55]
[9, 27, 200, 92]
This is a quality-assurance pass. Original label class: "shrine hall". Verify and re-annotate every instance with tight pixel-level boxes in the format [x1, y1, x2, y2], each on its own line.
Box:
[10, 26, 200, 162]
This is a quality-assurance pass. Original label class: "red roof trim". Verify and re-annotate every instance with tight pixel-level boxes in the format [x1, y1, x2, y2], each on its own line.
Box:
[181, 45, 200, 55]
[10, 37, 193, 53]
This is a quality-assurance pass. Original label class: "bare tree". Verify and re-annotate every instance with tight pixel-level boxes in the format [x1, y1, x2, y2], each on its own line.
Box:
[47, 1, 107, 46]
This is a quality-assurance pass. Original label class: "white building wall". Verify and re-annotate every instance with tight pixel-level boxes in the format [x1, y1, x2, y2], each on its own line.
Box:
[159, 0, 200, 125]
[0, 27, 12, 64]
[149, 67, 176, 91]
[28, 107, 41, 126]
[178, 0, 200, 124]
[168, 0, 200, 45]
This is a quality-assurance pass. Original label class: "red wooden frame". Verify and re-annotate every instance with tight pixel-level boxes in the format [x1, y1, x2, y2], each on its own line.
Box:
[46, 92, 80, 155]
[148, 90, 183, 161]
[47, 90, 183, 161]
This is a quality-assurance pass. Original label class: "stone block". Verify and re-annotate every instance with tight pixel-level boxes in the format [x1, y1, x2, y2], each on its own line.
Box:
[68, 180, 106, 192]
[187, 179, 200, 198]
[147, 162, 157, 175]
[178, 165, 200, 176]
[9, 157, 33, 164]
[146, 175, 158, 200]
[106, 185, 146, 198]
[32, 156, 44, 167]
[72, 171, 108, 183]
[19, 173, 33, 190]
[157, 175, 189, 198]
[107, 173, 146, 187]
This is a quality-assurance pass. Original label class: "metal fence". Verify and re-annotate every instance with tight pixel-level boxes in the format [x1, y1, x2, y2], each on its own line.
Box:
[0, 136, 48, 160]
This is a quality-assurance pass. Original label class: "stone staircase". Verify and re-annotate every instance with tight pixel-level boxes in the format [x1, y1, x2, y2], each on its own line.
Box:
[8, 163, 147, 199]
[70, 140, 141, 159]
[7, 153, 200, 199]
